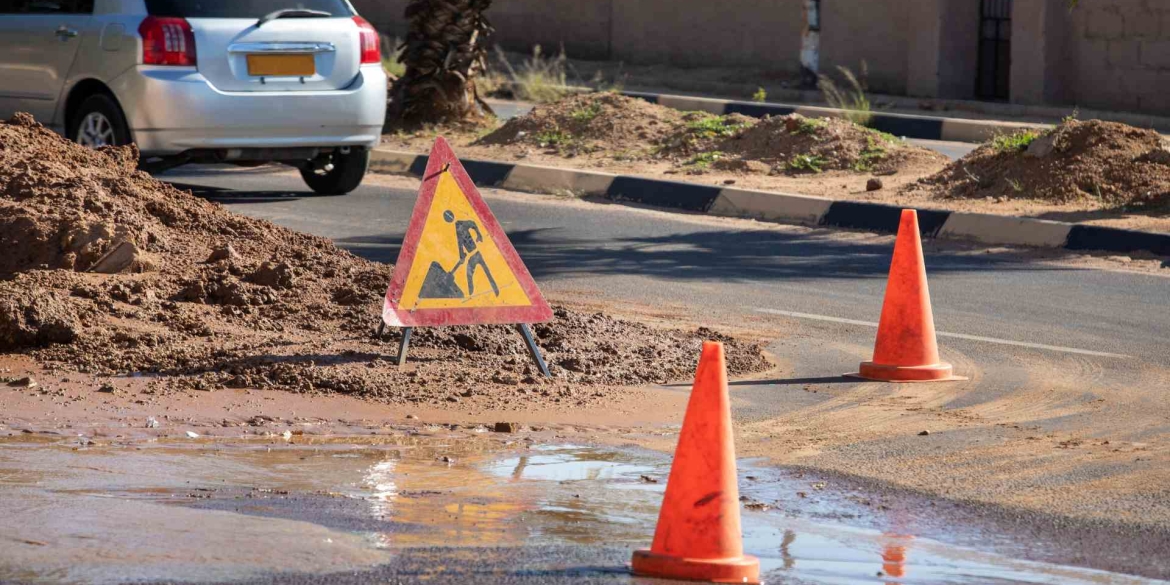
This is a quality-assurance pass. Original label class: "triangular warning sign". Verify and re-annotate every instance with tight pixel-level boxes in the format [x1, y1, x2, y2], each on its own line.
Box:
[382, 137, 553, 327]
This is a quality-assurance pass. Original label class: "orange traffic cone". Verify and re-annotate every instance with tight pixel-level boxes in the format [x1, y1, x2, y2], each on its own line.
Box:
[632, 341, 760, 584]
[853, 209, 966, 382]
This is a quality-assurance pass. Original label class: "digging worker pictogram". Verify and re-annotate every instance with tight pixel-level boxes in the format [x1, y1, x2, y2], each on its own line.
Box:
[382, 136, 552, 328]
[445, 209, 499, 297]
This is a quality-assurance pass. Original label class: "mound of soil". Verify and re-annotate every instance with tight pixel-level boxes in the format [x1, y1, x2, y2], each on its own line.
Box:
[476, 94, 944, 177]
[708, 114, 948, 174]
[0, 113, 768, 408]
[913, 119, 1170, 207]
[476, 92, 687, 157]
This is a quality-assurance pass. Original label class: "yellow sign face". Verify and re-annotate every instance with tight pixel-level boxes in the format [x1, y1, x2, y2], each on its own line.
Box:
[397, 172, 533, 310]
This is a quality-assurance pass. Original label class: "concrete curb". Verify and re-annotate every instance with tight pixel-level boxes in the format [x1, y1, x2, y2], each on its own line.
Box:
[623, 91, 1046, 143]
[370, 149, 1170, 257]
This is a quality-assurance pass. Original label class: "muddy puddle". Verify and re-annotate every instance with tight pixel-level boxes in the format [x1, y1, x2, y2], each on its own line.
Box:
[0, 434, 1159, 584]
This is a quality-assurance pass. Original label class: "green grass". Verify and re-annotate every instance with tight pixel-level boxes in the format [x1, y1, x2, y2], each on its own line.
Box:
[688, 151, 724, 169]
[867, 128, 899, 144]
[496, 45, 570, 104]
[991, 129, 1041, 153]
[381, 37, 405, 78]
[819, 65, 873, 127]
[751, 87, 767, 103]
[535, 129, 573, 148]
[787, 154, 825, 173]
[790, 117, 827, 136]
[686, 115, 747, 138]
[852, 136, 888, 172]
[1006, 177, 1024, 193]
[570, 102, 603, 123]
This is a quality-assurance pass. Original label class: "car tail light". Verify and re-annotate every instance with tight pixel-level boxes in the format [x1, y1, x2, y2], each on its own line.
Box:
[139, 16, 196, 66]
[353, 16, 380, 64]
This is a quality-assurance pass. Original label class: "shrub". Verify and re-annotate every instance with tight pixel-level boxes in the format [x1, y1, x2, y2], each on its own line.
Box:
[686, 115, 747, 138]
[496, 45, 569, 104]
[991, 129, 1041, 153]
[819, 64, 873, 127]
[790, 117, 827, 136]
[787, 154, 825, 173]
[688, 151, 724, 169]
[853, 137, 888, 172]
[570, 102, 603, 123]
[381, 36, 405, 78]
[535, 129, 572, 148]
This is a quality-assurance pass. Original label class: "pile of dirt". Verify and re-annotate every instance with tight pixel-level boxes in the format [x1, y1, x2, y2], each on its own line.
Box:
[0, 113, 769, 408]
[476, 94, 945, 176]
[911, 119, 1170, 207]
[476, 92, 688, 157]
[705, 114, 948, 175]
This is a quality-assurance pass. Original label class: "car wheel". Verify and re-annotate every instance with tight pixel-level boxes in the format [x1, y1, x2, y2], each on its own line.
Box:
[69, 94, 131, 149]
[299, 148, 370, 195]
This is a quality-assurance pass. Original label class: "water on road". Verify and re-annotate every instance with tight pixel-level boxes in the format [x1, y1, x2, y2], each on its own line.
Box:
[0, 434, 1157, 584]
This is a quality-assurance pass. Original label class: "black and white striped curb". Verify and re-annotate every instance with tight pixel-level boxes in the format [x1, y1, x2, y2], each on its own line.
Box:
[621, 91, 1046, 144]
[370, 149, 1170, 257]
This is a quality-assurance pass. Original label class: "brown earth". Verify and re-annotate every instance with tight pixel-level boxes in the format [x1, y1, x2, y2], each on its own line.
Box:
[711, 114, 947, 174]
[474, 93, 945, 176]
[476, 92, 689, 159]
[383, 96, 1170, 234]
[910, 119, 1170, 211]
[0, 113, 769, 410]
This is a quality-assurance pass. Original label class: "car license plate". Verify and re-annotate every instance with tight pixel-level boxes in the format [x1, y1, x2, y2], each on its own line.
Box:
[246, 54, 315, 76]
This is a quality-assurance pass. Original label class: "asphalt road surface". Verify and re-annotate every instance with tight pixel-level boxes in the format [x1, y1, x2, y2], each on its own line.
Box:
[155, 165, 1170, 582]
[165, 165, 1166, 365]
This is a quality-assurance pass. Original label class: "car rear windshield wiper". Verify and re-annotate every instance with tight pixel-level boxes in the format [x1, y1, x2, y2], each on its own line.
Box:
[256, 8, 332, 28]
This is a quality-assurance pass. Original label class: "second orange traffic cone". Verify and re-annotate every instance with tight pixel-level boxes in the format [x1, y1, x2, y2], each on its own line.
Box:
[631, 341, 760, 584]
[853, 209, 966, 382]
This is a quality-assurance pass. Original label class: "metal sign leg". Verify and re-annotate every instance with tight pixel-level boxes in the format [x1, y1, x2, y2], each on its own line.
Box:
[397, 327, 413, 368]
[516, 323, 551, 378]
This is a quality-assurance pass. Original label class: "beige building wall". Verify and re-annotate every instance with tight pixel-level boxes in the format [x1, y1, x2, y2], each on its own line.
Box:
[818, 0, 910, 95]
[609, 0, 803, 70]
[1062, 0, 1170, 114]
[355, 0, 1170, 115]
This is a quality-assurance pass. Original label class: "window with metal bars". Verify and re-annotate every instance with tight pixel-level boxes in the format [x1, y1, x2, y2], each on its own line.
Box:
[976, 0, 1012, 100]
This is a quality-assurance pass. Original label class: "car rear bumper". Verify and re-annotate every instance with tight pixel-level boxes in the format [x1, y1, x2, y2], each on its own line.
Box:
[110, 65, 387, 156]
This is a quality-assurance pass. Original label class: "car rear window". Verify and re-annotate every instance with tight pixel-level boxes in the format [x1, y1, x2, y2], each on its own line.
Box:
[145, 0, 353, 18]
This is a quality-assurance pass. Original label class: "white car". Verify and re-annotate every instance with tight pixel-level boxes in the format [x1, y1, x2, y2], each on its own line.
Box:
[0, 0, 388, 194]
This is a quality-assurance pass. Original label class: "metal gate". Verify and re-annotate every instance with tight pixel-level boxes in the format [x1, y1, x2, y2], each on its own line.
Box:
[976, 0, 1012, 100]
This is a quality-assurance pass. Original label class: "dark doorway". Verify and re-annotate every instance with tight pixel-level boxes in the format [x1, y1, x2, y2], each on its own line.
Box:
[976, 0, 1012, 100]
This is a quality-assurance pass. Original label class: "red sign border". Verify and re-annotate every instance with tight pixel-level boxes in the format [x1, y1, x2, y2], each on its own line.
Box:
[382, 137, 554, 327]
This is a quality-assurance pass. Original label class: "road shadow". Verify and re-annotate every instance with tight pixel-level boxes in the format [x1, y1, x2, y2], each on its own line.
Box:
[165, 181, 337, 204]
[333, 227, 1076, 283]
[1033, 206, 1170, 225]
[729, 375, 858, 386]
[664, 375, 858, 388]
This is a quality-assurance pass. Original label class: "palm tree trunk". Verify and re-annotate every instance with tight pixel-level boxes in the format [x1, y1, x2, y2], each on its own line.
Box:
[388, 0, 495, 126]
